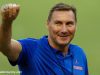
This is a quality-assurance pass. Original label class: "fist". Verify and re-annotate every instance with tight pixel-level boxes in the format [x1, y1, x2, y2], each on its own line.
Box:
[0, 3, 20, 23]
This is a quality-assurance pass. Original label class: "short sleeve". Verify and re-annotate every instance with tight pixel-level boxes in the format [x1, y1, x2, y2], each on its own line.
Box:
[9, 38, 31, 66]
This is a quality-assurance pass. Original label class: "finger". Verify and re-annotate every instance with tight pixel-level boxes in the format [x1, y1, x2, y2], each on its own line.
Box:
[16, 4, 20, 13]
[15, 4, 20, 17]
[0, 4, 7, 13]
[12, 4, 17, 15]
[8, 4, 13, 17]
[13, 4, 20, 13]
[0, 4, 9, 18]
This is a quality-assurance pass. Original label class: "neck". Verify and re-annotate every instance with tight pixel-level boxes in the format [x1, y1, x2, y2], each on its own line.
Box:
[48, 37, 69, 56]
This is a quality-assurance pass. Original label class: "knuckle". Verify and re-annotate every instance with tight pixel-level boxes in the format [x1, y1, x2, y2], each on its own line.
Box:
[0, 3, 20, 21]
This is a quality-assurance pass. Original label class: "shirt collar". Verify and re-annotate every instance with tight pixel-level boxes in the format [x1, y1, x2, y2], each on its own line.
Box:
[41, 35, 73, 57]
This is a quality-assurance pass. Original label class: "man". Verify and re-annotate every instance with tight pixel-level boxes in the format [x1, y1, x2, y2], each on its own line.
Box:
[0, 3, 88, 75]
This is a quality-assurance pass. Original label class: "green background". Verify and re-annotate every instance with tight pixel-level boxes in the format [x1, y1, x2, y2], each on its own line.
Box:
[0, 0, 100, 75]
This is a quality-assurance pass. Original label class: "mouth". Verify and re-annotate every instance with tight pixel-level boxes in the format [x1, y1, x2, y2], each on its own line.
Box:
[59, 34, 69, 37]
[59, 35, 68, 37]
[58, 35, 70, 40]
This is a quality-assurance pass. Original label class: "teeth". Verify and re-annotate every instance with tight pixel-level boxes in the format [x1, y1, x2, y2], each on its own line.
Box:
[58, 34, 69, 37]
[60, 36, 67, 37]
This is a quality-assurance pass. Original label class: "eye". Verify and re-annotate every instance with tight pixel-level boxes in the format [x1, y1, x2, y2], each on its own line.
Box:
[54, 21, 62, 26]
[66, 21, 74, 26]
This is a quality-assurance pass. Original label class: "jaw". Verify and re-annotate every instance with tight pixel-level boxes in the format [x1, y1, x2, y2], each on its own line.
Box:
[55, 35, 72, 45]
[48, 35, 70, 54]
[48, 35, 71, 49]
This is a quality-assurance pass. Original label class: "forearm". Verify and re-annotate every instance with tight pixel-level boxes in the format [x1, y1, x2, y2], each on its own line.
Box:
[0, 21, 12, 54]
[0, 18, 21, 61]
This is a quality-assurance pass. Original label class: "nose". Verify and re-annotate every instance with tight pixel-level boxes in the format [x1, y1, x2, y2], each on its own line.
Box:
[61, 24, 68, 33]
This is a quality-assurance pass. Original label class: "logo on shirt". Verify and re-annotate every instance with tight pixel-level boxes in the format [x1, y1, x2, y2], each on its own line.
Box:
[73, 59, 83, 70]
[75, 59, 78, 64]
[73, 65, 83, 70]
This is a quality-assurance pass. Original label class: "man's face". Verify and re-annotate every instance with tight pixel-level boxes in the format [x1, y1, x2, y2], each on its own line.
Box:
[47, 10, 76, 48]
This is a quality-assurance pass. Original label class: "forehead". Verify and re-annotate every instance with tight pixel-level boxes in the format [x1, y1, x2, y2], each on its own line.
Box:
[51, 10, 75, 21]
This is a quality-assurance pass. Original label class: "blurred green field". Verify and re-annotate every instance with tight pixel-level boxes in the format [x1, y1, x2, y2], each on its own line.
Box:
[0, 0, 100, 75]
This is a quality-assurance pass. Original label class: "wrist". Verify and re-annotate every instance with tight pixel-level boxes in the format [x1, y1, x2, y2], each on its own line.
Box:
[2, 20, 13, 26]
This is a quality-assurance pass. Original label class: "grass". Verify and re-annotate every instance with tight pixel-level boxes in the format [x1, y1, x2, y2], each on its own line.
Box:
[0, 0, 100, 75]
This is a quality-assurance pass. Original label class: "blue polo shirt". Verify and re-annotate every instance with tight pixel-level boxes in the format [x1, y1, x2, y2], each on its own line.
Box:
[9, 36, 88, 75]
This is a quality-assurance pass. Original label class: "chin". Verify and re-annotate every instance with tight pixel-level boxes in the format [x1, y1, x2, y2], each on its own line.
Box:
[57, 41, 70, 46]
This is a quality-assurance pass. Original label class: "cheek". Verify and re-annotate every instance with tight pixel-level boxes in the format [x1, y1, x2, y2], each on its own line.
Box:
[48, 26, 55, 36]
[49, 25, 60, 34]
[48, 27, 60, 41]
[69, 26, 76, 34]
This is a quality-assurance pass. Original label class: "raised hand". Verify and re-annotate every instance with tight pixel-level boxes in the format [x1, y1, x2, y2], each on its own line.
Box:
[0, 3, 20, 23]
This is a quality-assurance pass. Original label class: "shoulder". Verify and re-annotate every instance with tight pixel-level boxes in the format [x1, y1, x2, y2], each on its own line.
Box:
[70, 44, 88, 64]
[69, 44, 83, 51]
[18, 38, 38, 42]
[18, 38, 38, 44]
[69, 44, 86, 57]
[18, 38, 39, 47]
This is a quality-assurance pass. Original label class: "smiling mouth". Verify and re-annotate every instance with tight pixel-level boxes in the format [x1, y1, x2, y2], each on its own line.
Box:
[58, 33, 69, 37]
[58, 36, 70, 40]
[59, 35, 69, 37]
[60, 36, 68, 37]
